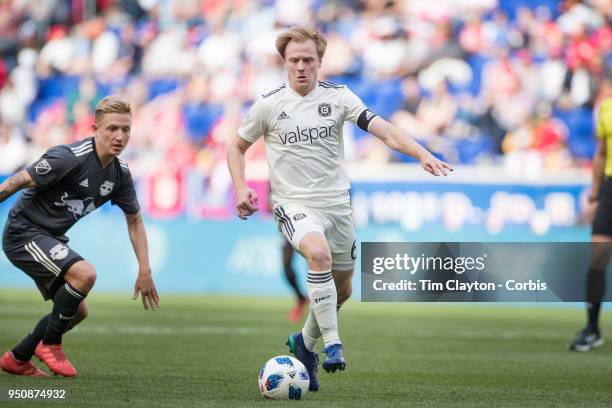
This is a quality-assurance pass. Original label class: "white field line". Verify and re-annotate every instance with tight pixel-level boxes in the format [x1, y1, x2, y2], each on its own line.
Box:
[0, 306, 49, 315]
[71, 325, 564, 340]
[72, 325, 262, 335]
[409, 330, 568, 340]
[0, 306, 256, 321]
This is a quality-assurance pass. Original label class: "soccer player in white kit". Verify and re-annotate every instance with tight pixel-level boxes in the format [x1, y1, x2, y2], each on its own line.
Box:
[227, 26, 452, 391]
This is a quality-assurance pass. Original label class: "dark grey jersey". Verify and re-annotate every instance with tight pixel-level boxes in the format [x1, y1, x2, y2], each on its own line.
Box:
[8, 137, 140, 236]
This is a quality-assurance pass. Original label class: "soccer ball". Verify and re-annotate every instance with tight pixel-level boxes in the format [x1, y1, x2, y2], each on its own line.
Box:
[258, 355, 310, 400]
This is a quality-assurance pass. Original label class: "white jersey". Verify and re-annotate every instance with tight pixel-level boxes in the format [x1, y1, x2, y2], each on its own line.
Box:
[238, 81, 374, 207]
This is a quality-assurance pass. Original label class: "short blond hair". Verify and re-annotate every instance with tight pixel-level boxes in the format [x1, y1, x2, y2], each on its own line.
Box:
[95, 95, 131, 124]
[275, 26, 327, 61]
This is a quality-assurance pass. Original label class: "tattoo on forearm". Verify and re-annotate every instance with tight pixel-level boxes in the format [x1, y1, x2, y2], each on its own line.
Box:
[0, 172, 26, 203]
[7, 173, 24, 188]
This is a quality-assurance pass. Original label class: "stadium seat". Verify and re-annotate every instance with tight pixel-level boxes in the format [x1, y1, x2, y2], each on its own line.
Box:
[554, 107, 595, 160]
[29, 75, 80, 121]
[456, 135, 493, 164]
[148, 78, 184, 100]
[183, 103, 223, 144]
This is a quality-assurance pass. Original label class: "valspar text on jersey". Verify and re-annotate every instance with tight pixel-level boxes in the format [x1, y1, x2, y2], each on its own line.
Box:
[279, 125, 333, 145]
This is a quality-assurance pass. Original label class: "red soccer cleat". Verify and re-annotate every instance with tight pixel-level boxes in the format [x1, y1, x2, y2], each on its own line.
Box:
[287, 298, 308, 323]
[0, 351, 49, 377]
[35, 342, 77, 377]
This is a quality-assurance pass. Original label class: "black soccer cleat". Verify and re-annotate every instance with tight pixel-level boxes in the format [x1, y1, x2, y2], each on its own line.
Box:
[286, 332, 320, 391]
[569, 327, 604, 352]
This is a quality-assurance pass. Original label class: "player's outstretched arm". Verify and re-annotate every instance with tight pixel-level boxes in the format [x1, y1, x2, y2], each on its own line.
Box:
[0, 170, 35, 203]
[227, 135, 259, 220]
[368, 117, 453, 176]
[124, 211, 160, 310]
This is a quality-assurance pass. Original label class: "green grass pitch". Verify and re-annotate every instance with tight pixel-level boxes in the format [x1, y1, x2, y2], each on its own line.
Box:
[0, 290, 611, 407]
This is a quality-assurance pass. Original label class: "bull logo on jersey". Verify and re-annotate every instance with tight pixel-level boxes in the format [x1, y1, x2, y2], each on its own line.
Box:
[318, 103, 331, 117]
[99, 181, 114, 197]
[54, 193, 96, 219]
[49, 243, 69, 261]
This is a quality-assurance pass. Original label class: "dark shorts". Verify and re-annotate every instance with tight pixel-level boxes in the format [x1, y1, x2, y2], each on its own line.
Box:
[2, 218, 83, 300]
[593, 177, 612, 236]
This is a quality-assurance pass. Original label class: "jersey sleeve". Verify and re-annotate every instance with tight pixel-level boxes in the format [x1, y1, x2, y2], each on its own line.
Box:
[596, 98, 612, 140]
[111, 166, 140, 215]
[26, 146, 78, 189]
[342, 87, 378, 132]
[237, 98, 268, 142]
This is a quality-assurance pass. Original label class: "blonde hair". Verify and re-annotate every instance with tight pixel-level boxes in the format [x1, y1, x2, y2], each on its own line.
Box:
[94, 95, 131, 124]
[275, 26, 327, 61]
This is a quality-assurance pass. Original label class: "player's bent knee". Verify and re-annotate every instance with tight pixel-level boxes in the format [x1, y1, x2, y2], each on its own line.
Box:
[65, 261, 97, 292]
[307, 249, 332, 270]
[85, 269, 97, 287]
[79, 265, 97, 288]
[299, 232, 332, 270]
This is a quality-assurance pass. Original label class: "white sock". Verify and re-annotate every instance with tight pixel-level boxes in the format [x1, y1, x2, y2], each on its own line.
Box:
[302, 304, 344, 351]
[306, 270, 340, 348]
[302, 308, 320, 352]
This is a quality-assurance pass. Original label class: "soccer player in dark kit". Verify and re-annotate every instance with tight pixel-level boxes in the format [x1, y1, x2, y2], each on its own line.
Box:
[569, 97, 612, 351]
[0, 96, 160, 377]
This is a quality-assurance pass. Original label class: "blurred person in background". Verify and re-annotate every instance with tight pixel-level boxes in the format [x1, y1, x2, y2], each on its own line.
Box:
[569, 96, 612, 352]
[282, 240, 308, 323]
[0, 0, 609, 175]
[0, 122, 28, 173]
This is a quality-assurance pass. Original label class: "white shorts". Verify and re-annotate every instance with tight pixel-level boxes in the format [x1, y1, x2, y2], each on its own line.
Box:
[273, 202, 356, 271]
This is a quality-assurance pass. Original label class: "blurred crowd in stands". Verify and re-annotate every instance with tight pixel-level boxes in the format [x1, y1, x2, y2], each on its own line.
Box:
[0, 0, 610, 179]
